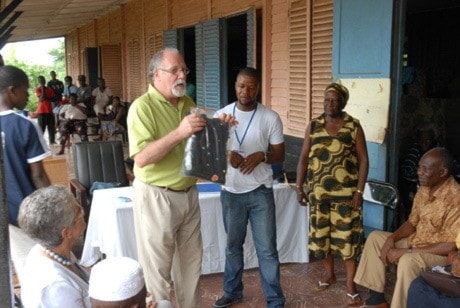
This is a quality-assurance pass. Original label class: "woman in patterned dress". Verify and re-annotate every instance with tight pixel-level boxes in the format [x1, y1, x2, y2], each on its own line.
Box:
[295, 83, 369, 306]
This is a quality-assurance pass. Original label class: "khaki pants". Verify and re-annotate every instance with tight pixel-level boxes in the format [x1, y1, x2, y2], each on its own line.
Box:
[354, 231, 447, 308]
[132, 179, 203, 308]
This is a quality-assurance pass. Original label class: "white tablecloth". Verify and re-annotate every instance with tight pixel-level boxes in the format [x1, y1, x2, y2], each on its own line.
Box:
[81, 183, 309, 274]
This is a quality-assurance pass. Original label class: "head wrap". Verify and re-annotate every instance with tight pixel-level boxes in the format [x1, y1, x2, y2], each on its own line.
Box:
[89, 257, 145, 302]
[325, 83, 349, 104]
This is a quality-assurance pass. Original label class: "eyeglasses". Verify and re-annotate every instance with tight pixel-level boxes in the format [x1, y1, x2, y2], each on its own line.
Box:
[157, 67, 190, 76]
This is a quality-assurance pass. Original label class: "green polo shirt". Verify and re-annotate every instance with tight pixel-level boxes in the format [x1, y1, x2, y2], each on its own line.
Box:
[127, 84, 197, 189]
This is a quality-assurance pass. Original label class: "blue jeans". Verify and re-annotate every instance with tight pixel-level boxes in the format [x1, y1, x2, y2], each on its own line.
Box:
[407, 276, 460, 308]
[221, 185, 285, 307]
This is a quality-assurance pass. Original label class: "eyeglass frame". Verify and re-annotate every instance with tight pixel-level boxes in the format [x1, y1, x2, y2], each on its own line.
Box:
[157, 67, 190, 76]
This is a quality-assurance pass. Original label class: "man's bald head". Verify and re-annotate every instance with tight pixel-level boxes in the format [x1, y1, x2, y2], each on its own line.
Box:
[418, 147, 453, 188]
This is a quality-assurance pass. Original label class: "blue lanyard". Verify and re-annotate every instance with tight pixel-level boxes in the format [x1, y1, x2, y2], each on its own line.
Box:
[233, 103, 257, 148]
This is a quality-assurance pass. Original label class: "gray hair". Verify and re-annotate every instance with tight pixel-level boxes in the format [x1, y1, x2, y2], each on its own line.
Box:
[18, 186, 79, 248]
[147, 47, 181, 81]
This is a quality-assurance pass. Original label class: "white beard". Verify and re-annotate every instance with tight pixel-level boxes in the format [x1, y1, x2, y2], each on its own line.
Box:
[172, 79, 186, 97]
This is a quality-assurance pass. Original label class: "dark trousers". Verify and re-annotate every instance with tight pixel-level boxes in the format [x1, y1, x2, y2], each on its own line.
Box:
[407, 276, 460, 308]
[37, 113, 55, 144]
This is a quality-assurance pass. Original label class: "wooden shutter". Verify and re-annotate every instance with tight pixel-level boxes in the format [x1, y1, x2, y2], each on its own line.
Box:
[288, 0, 334, 131]
[288, 0, 309, 133]
[311, 0, 333, 118]
[127, 39, 141, 101]
[147, 33, 164, 60]
[100, 45, 122, 98]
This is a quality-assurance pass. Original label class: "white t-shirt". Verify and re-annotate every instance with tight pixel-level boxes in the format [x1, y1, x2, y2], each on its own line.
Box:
[215, 102, 284, 193]
[60, 103, 87, 120]
[92, 87, 113, 115]
[21, 245, 91, 308]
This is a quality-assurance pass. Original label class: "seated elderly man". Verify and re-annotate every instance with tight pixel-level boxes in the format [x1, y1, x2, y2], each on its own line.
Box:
[399, 124, 438, 219]
[354, 147, 460, 308]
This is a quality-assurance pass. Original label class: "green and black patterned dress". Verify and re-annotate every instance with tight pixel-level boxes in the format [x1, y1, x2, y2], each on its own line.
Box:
[306, 112, 363, 261]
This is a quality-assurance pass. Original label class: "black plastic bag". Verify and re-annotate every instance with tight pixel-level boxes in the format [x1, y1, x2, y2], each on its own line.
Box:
[181, 115, 229, 184]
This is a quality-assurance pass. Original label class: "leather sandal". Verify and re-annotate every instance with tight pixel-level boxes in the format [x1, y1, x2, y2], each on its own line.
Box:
[315, 275, 337, 291]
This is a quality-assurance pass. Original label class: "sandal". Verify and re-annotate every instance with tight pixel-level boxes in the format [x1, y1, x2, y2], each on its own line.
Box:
[315, 275, 336, 291]
[345, 293, 363, 306]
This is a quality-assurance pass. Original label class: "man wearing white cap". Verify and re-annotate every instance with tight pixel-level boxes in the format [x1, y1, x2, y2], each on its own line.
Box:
[89, 257, 172, 308]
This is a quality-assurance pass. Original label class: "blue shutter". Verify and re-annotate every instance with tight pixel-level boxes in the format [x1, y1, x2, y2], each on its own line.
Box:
[195, 19, 221, 110]
[163, 29, 178, 48]
[195, 23, 205, 107]
[332, 0, 393, 79]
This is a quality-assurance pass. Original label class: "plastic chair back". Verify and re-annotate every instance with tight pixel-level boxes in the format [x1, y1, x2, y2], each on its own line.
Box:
[72, 141, 128, 190]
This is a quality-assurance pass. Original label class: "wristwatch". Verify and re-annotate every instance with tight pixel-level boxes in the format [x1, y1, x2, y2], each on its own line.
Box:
[408, 247, 413, 253]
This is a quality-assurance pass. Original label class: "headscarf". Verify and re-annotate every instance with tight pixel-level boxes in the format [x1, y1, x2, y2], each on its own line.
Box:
[325, 83, 349, 105]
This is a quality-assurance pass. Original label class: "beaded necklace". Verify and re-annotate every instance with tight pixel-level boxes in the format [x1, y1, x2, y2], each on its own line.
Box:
[42, 246, 73, 266]
[41, 245, 89, 283]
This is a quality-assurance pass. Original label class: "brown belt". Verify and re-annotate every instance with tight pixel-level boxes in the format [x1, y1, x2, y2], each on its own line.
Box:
[156, 186, 192, 193]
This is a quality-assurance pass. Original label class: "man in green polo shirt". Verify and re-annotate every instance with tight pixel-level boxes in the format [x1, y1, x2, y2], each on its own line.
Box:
[127, 47, 234, 308]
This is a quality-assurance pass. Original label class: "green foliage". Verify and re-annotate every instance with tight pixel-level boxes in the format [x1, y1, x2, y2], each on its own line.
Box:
[3, 39, 66, 112]
[48, 40, 66, 75]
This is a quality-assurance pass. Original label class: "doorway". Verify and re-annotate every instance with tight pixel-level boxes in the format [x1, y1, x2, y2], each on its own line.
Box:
[222, 9, 262, 105]
[393, 0, 460, 220]
[399, 0, 460, 159]
[224, 14, 247, 104]
[181, 27, 196, 101]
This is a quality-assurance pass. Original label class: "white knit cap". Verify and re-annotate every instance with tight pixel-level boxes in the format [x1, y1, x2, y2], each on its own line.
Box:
[89, 257, 145, 301]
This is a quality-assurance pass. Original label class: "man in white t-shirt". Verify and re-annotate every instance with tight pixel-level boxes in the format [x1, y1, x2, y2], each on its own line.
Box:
[213, 68, 286, 308]
[92, 77, 113, 116]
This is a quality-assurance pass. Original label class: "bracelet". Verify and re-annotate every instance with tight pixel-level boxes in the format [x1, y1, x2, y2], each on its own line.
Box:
[263, 152, 269, 163]
[355, 189, 363, 195]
